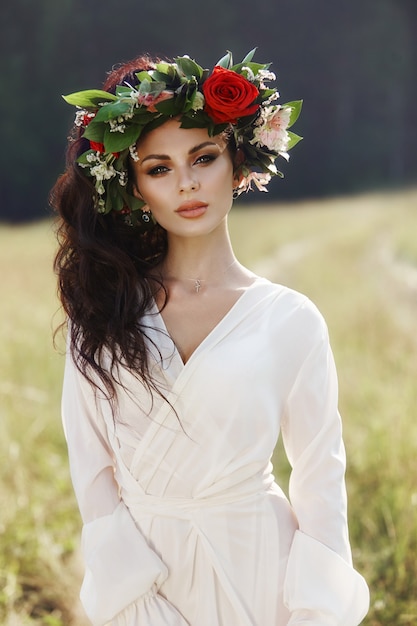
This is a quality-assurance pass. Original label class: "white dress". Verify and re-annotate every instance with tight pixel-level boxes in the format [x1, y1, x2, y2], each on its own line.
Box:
[62, 278, 369, 626]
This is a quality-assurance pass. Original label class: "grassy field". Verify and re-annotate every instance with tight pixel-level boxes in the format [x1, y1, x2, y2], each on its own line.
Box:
[1, 188, 416, 625]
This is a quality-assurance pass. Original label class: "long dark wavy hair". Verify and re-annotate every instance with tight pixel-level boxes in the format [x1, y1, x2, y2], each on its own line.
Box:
[51, 55, 170, 402]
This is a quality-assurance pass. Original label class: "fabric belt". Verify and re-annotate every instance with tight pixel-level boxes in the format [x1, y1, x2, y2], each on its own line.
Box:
[121, 474, 275, 519]
[117, 470, 277, 626]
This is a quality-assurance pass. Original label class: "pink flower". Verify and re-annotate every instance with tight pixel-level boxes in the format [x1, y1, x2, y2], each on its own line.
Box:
[268, 106, 291, 131]
[238, 171, 272, 193]
[251, 106, 292, 154]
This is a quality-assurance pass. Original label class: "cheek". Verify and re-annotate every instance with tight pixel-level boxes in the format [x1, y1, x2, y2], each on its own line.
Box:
[207, 158, 234, 189]
[134, 174, 161, 205]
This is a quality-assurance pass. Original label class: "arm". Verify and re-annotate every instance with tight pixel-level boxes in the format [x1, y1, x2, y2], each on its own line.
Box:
[281, 308, 369, 625]
[62, 346, 188, 625]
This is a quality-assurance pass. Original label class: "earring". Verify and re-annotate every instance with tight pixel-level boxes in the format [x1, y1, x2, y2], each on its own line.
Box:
[232, 188, 240, 200]
[141, 209, 151, 223]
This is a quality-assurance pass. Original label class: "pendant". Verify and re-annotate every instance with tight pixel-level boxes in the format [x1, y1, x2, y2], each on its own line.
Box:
[194, 279, 202, 293]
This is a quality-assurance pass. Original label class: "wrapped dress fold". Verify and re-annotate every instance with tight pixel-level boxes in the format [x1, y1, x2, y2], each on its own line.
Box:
[62, 278, 369, 625]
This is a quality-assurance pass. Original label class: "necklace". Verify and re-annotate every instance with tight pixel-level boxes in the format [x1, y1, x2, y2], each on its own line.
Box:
[165, 259, 238, 294]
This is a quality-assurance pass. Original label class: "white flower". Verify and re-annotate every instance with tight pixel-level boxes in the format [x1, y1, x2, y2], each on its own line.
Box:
[129, 144, 140, 162]
[118, 170, 128, 186]
[74, 109, 93, 127]
[128, 87, 140, 100]
[259, 69, 276, 81]
[251, 106, 292, 153]
[192, 91, 205, 111]
[90, 161, 117, 184]
[264, 91, 280, 105]
[97, 197, 106, 212]
[108, 119, 126, 133]
[241, 66, 255, 82]
[257, 69, 276, 88]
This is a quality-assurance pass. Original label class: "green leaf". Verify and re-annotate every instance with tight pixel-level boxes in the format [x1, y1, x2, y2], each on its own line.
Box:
[62, 89, 117, 107]
[106, 180, 121, 213]
[287, 131, 303, 150]
[121, 189, 144, 212]
[131, 109, 159, 121]
[115, 86, 134, 97]
[138, 80, 165, 97]
[241, 48, 257, 64]
[93, 101, 133, 122]
[76, 150, 95, 166]
[103, 124, 142, 152]
[260, 88, 276, 99]
[216, 51, 233, 69]
[83, 122, 106, 142]
[155, 62, 177, 80]
[149, 70, 171, 84]
[179, 111, 213, 129]
[212, 122, 229, 135]
[282, 100, 303, 128]
[232, 61, 271, 75]
[114, 152, 127, 167]
[154, 96, 183, 115]
[135, 70, 153, 83]
[175, 56, 203, 79]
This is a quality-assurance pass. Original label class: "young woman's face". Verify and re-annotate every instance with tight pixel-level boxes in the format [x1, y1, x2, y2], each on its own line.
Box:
[131, 120, 235, 238]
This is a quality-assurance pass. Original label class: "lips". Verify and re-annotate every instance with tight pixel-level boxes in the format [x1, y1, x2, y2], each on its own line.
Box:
[176, 200, 208, 218]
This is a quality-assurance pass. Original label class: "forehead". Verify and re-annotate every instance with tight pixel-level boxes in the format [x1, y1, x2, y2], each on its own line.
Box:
[137, 119, 225, 156]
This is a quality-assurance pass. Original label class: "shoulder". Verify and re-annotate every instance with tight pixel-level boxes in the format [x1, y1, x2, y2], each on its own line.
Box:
[252, 277, 329, 346]
[255, 277, 326, 323]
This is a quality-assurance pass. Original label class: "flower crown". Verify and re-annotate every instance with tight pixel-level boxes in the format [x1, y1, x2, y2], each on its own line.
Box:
[63, 49, 302, 224]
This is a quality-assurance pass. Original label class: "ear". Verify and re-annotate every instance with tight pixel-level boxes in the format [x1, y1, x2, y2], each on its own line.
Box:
[132, 182, 146, 203]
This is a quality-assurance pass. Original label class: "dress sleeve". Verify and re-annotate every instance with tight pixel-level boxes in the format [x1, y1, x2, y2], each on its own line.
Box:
[62, 348, 189, 626]
[280, 308, 369, 625]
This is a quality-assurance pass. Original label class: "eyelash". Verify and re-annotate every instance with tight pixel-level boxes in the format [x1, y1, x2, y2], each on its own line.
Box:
[147, 165, 169, 176]
[146, 154, 217, 177]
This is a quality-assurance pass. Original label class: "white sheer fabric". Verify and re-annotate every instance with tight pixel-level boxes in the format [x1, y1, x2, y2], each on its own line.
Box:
[62, 278, 369, 625]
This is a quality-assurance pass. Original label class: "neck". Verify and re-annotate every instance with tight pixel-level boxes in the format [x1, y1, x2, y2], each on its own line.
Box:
[158, 231, 238, 292]
[164, 229, 236, 279]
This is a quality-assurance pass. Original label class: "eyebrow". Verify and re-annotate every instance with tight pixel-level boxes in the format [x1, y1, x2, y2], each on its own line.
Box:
[140, 141, 219, 164]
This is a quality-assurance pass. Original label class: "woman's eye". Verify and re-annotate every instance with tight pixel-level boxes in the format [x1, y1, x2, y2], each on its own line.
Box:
[147, 165, 169, 176]
[195, 154, 216, 165]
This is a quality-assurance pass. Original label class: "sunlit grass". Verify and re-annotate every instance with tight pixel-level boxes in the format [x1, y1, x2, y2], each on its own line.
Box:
[1, 189, 417, 624]
[0, 223, 85, 625]
[232, 188, 417, 625]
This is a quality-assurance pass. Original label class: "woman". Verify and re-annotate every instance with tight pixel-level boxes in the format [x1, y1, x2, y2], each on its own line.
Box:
[52, 50, 369, 625]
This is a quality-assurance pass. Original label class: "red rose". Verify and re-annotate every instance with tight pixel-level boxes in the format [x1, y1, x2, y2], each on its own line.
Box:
[202, 66, 259, 124]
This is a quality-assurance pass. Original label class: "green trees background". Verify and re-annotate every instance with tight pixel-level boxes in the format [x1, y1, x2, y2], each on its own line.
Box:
[1, 0, 415, 221]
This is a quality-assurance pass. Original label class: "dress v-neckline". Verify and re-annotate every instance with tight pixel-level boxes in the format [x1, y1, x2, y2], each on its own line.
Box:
[150, 276, 264, 368]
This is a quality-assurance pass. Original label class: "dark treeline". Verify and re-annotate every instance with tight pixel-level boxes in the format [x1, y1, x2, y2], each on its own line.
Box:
[0, 0, 416, 221]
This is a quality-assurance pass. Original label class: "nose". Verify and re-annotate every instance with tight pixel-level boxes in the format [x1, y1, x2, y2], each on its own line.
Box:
[179, 167, 200, 193]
